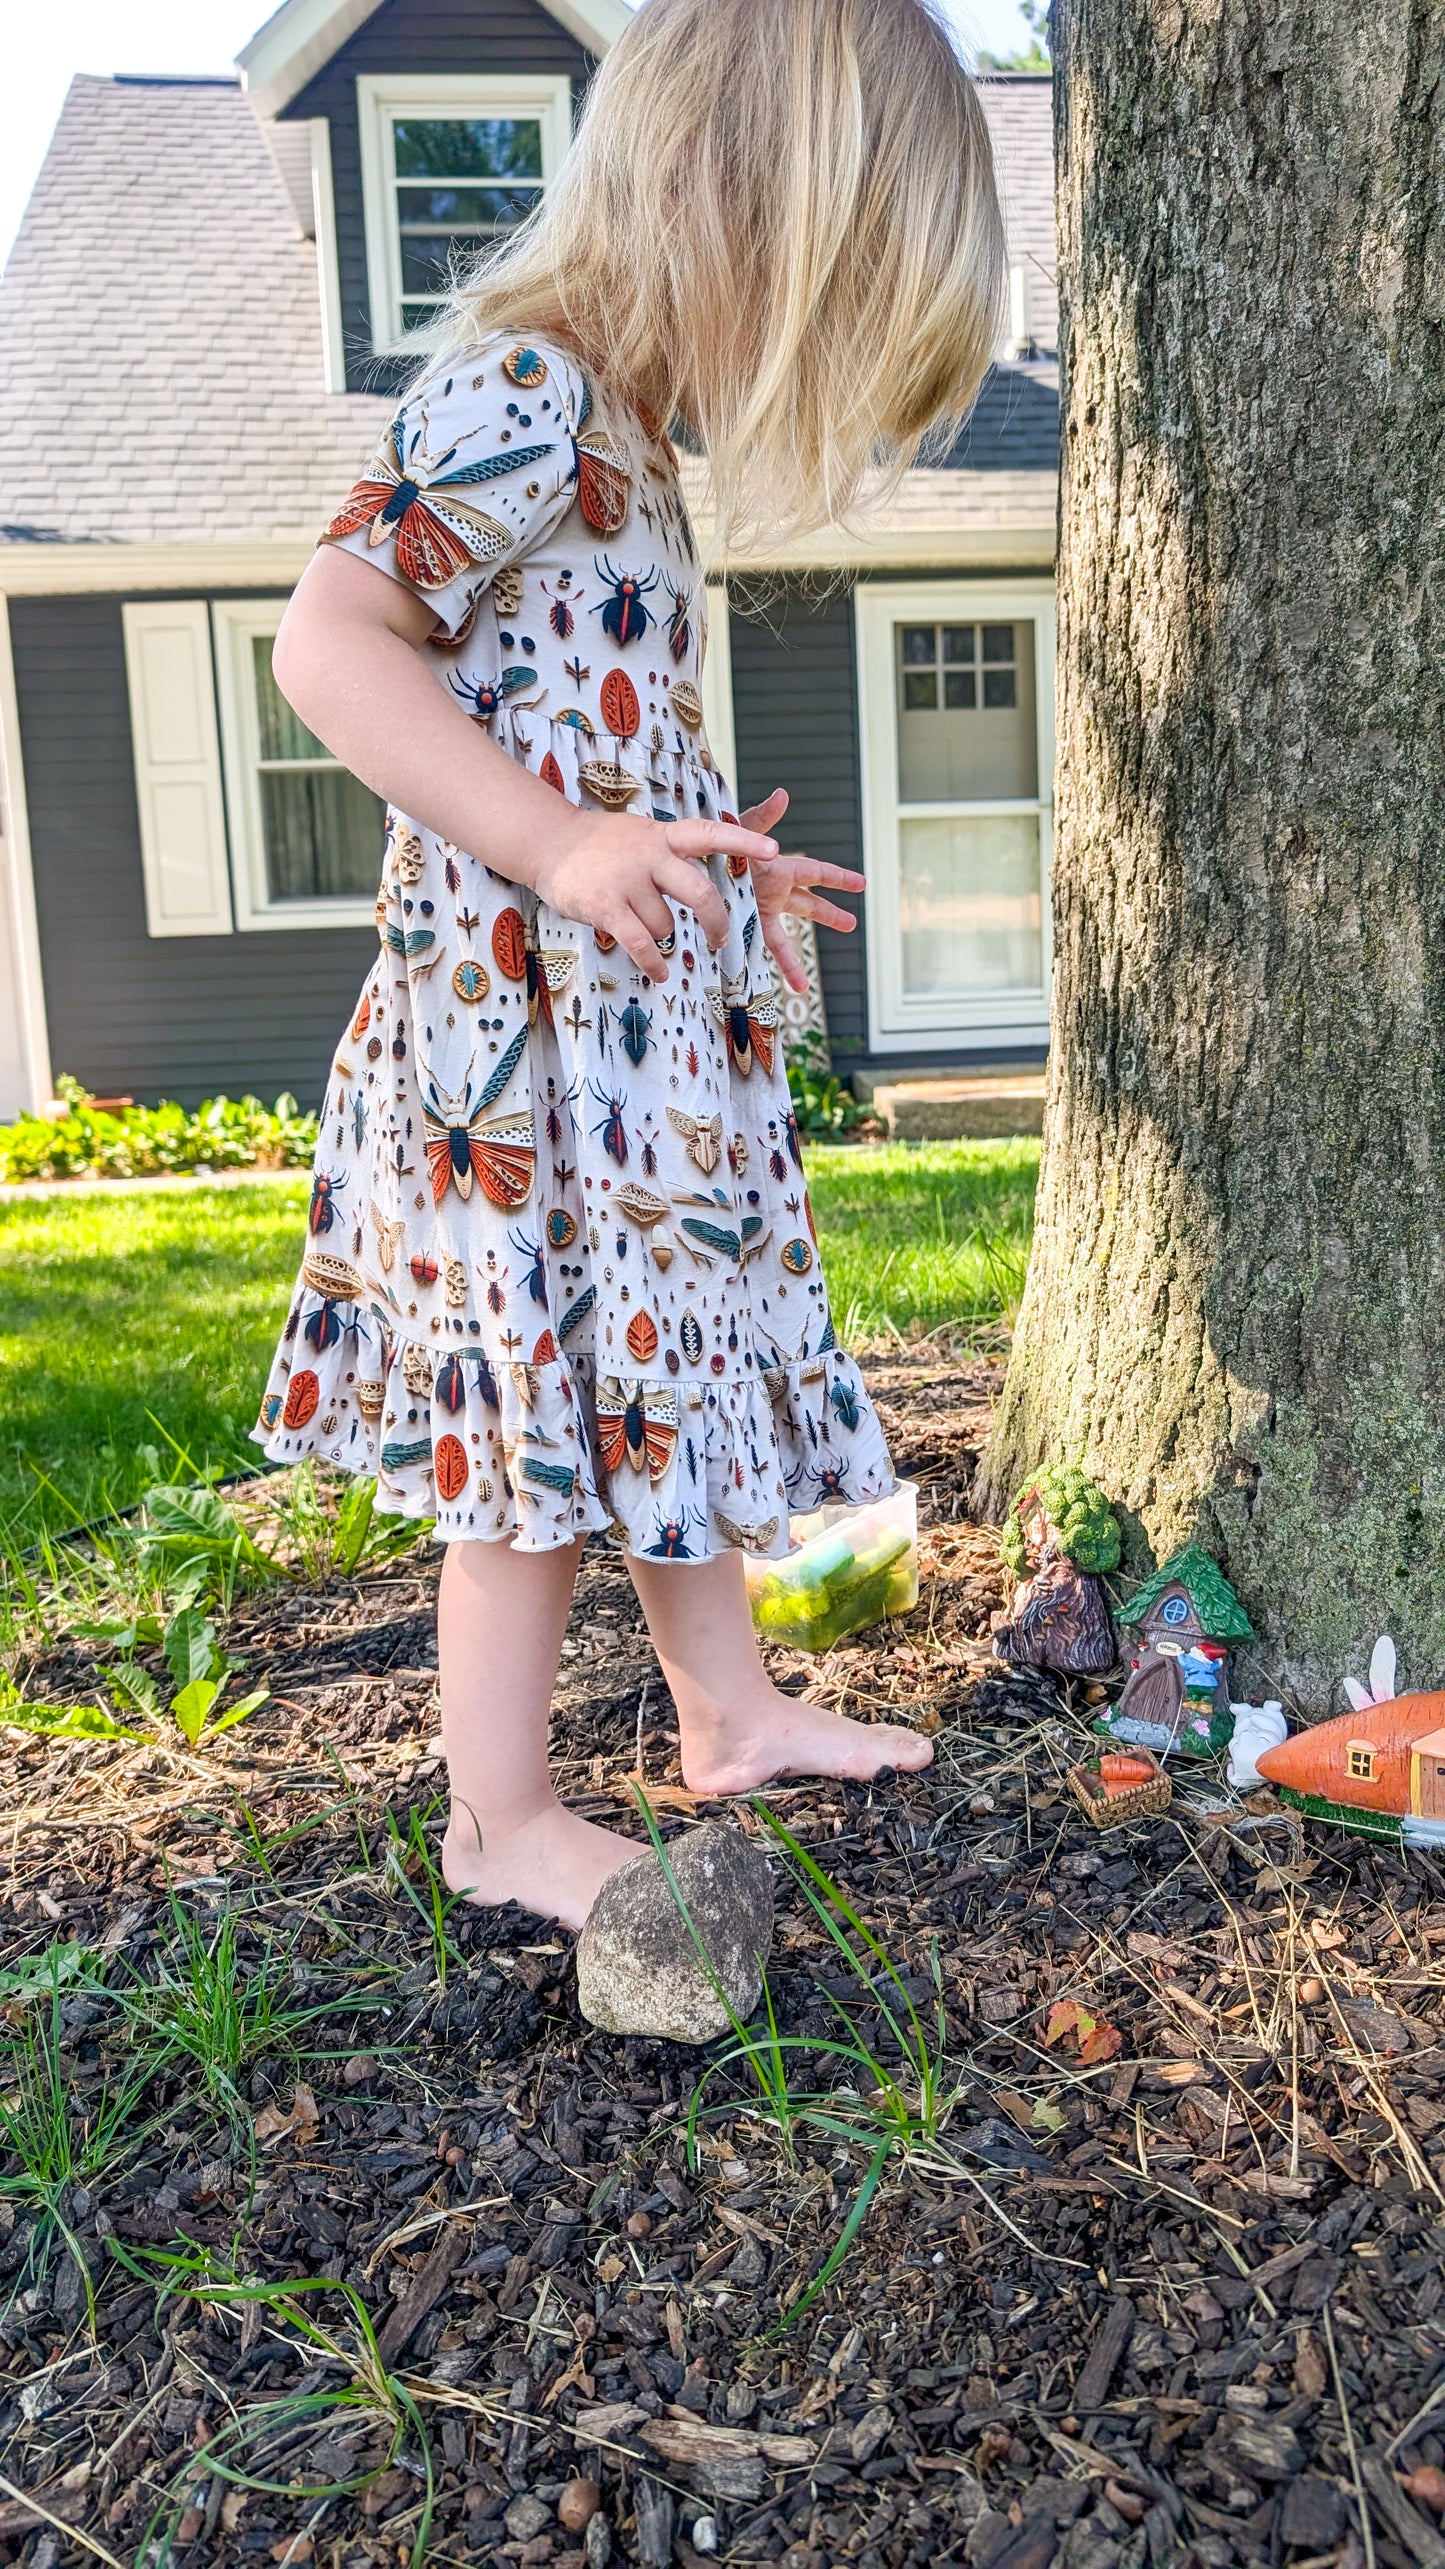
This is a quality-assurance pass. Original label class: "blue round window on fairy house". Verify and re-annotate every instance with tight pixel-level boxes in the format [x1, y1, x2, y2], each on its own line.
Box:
[1160, 1593, 1190, 1625]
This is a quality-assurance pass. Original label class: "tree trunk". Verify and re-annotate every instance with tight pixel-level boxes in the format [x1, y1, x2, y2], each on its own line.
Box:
[985, 1, 1445, 1710]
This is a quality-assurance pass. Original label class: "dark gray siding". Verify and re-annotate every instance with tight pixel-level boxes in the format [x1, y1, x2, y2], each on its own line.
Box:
[285, 0, 594, 397]
[729, 579, 868, 1065]
[728, 574, 1049, 1076]
[13, 594, 376, 1109]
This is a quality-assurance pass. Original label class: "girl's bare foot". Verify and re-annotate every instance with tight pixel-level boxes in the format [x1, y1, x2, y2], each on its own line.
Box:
[442, 1801, 637, 1933]
[677, 1685, 933, 1796]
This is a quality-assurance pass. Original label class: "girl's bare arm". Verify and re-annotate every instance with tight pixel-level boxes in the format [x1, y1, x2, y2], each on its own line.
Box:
[271, 545, 780, 984]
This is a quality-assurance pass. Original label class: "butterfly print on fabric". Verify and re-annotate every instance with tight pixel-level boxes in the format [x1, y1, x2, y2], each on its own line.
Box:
[325, 396, 558, 591]
[596, 1380, 679, 1484]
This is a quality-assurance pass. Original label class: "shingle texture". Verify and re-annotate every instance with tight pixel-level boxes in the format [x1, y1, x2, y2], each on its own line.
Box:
[0, 68, 1057, 551]
[980, 74, 1057, 355]
[0, 76, 390, 546]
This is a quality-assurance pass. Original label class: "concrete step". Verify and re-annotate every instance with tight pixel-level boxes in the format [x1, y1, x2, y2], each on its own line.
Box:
[858, 1070, 1046, 1141]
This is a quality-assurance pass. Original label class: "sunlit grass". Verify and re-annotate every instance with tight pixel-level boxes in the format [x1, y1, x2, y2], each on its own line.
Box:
[804, 1138, 1038, 1342]
[0, 1180, 307, 1531]
[0, 1141, 1039, 1535]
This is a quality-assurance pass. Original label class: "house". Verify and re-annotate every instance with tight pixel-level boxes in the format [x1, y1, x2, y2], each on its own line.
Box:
[1257, 1694, 1445, 1848]
[0, 0, 1058, 1119]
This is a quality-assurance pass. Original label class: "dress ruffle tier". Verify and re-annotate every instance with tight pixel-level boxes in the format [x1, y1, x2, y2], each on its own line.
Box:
[255, 1293, 892, 1557]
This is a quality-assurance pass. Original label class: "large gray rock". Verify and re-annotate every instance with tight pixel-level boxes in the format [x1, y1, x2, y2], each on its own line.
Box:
[575, 1823, 774, 2043]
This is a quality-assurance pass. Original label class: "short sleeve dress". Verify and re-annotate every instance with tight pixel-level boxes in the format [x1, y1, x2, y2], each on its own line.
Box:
[252, 335, 895, 1561]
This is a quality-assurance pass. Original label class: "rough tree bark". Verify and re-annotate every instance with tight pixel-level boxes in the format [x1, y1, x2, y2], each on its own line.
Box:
[984, 2, 1445, 1708]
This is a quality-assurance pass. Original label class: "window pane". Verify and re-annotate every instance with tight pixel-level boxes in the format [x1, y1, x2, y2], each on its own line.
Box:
[898, 813, 1042, 994]
[900, 625, 937, 666]
[981, 624, 1015, 663]
[896, 617, 1037, 800]
[253, 637, 327, 762]
[941, 625, 976, 664]
[392, 118, 543, 180]
[260, 769, 386, 904]
[396, 182, 541, 226]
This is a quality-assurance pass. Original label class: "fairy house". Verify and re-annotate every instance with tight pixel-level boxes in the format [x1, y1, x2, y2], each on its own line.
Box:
[1257, 1695, 1445, 1846]
[1099, 1542, 1253, 1759]
[0, 0, 1057, 1118]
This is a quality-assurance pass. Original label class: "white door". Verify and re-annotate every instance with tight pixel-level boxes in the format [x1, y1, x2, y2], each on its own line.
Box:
[856, 578, 1054, 1055]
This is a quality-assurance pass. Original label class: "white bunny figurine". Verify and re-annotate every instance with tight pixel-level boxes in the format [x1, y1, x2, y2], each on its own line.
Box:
[1227, 1700, 1288, 1787]
[1342, 1635, 1398, 1714]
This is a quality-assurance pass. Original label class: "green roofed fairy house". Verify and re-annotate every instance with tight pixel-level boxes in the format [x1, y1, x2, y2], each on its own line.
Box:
[1097, 1543, 1253, 1759]
[994, 1463, 1121, 1676]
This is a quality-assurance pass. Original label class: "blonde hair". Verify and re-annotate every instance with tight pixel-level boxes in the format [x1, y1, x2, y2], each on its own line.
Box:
[430, 0, 1007, 550]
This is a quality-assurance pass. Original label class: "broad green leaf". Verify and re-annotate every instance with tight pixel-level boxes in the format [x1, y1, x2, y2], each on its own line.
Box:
[208, 1686, 271, 1738]
[164, 1605, 220, 1690]
[170, 1675, 222, 1746]
[103, 1661, 162, 1720]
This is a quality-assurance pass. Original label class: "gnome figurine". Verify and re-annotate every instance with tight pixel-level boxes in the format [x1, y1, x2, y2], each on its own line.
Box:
[994, 1465, 1121, 1676]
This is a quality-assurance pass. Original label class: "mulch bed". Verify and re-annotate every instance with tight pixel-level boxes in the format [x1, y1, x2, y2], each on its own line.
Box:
[5, 1353, 1445, 2569]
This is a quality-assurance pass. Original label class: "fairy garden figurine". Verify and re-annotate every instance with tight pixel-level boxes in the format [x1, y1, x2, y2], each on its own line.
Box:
[1256, 1637, 1445, 1846]
[995, 1464, 1121, 1676]
[1098, 1542, 1253, 1759]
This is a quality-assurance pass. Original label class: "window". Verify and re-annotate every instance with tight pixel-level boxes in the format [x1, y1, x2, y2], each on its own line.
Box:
[1347, 1745, 1376, 1783]
[212, 601, 385, 931]
[856, 580, 1054, 1051]
[358, 76, 574, 352]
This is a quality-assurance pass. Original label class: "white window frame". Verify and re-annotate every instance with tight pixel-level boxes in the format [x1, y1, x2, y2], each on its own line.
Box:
[357, 72, 574, 355]
[855, 576, 1055, 1055]
[212, 598, 380, 932]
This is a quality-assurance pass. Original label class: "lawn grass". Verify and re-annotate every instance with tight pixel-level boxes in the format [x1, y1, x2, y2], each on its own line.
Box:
[0, 1181, 309, 1533]
[805, 1136, 1038, 1343]
[0, 1138, 1039, 1533]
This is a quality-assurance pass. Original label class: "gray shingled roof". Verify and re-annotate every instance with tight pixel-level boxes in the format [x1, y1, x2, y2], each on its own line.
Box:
[0, 69, 1055, 552]
[0, 75, 390, 546]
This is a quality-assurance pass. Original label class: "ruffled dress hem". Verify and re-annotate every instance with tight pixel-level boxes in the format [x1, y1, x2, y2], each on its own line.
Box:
[251, 1291, 893, 1563]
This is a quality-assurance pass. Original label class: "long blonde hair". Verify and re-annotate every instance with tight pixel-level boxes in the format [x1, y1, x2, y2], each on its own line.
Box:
[430, 0, 1007, 549]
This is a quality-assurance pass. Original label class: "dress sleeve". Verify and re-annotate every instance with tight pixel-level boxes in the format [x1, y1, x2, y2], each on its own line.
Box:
[320, 339, 583, 640]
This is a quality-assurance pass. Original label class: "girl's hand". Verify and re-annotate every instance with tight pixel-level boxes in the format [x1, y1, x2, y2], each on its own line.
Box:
[740, 789, 865, 994]
[532, 812, 780, 984]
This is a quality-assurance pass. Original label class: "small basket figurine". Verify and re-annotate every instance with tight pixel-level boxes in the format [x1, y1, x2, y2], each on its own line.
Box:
[1068, 1747, 1172, 1830]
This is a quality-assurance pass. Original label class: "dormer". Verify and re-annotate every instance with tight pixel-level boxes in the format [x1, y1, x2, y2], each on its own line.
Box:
[237, 0, 629, 394]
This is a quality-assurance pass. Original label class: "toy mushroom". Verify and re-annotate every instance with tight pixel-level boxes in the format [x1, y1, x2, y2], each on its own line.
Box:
[1098, 1542, 1253, 1759]
[994, 1464, 1121, 1676]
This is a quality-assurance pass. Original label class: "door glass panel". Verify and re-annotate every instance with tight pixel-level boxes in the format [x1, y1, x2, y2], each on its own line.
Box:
[898, 813, 1042, 994]
[896, 619, 1036, 801]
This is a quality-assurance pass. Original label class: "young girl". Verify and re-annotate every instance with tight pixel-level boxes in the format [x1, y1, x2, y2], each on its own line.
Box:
[255, 0, 1005, 1931]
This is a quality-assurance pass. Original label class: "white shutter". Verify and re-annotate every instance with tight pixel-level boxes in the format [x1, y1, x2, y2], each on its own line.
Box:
[122, 601, 234, 937]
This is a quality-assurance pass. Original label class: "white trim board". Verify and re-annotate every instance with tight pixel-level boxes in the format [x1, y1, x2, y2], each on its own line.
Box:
[357, 73, 574, 356]
[310, 118, 347, 395]
[700, 584, 738, 794]
[237, 0, 630, 119]
[0, 597, 54, 1115]
[855, 575, 1056, 1057]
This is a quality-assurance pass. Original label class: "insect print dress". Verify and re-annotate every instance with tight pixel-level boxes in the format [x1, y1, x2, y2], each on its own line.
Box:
[252, 334, 895, 1561]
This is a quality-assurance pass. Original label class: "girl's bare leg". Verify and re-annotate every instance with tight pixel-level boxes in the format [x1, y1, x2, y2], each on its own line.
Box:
[628, 1550, 932, 1795]
[438, 1535, 637, 1931]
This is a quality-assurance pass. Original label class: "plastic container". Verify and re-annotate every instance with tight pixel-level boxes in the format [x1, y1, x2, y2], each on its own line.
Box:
[744, 1482, 918, 1653]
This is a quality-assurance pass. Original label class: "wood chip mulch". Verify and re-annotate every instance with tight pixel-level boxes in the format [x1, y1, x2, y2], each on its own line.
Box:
[5, 1353, 1445, 2569]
